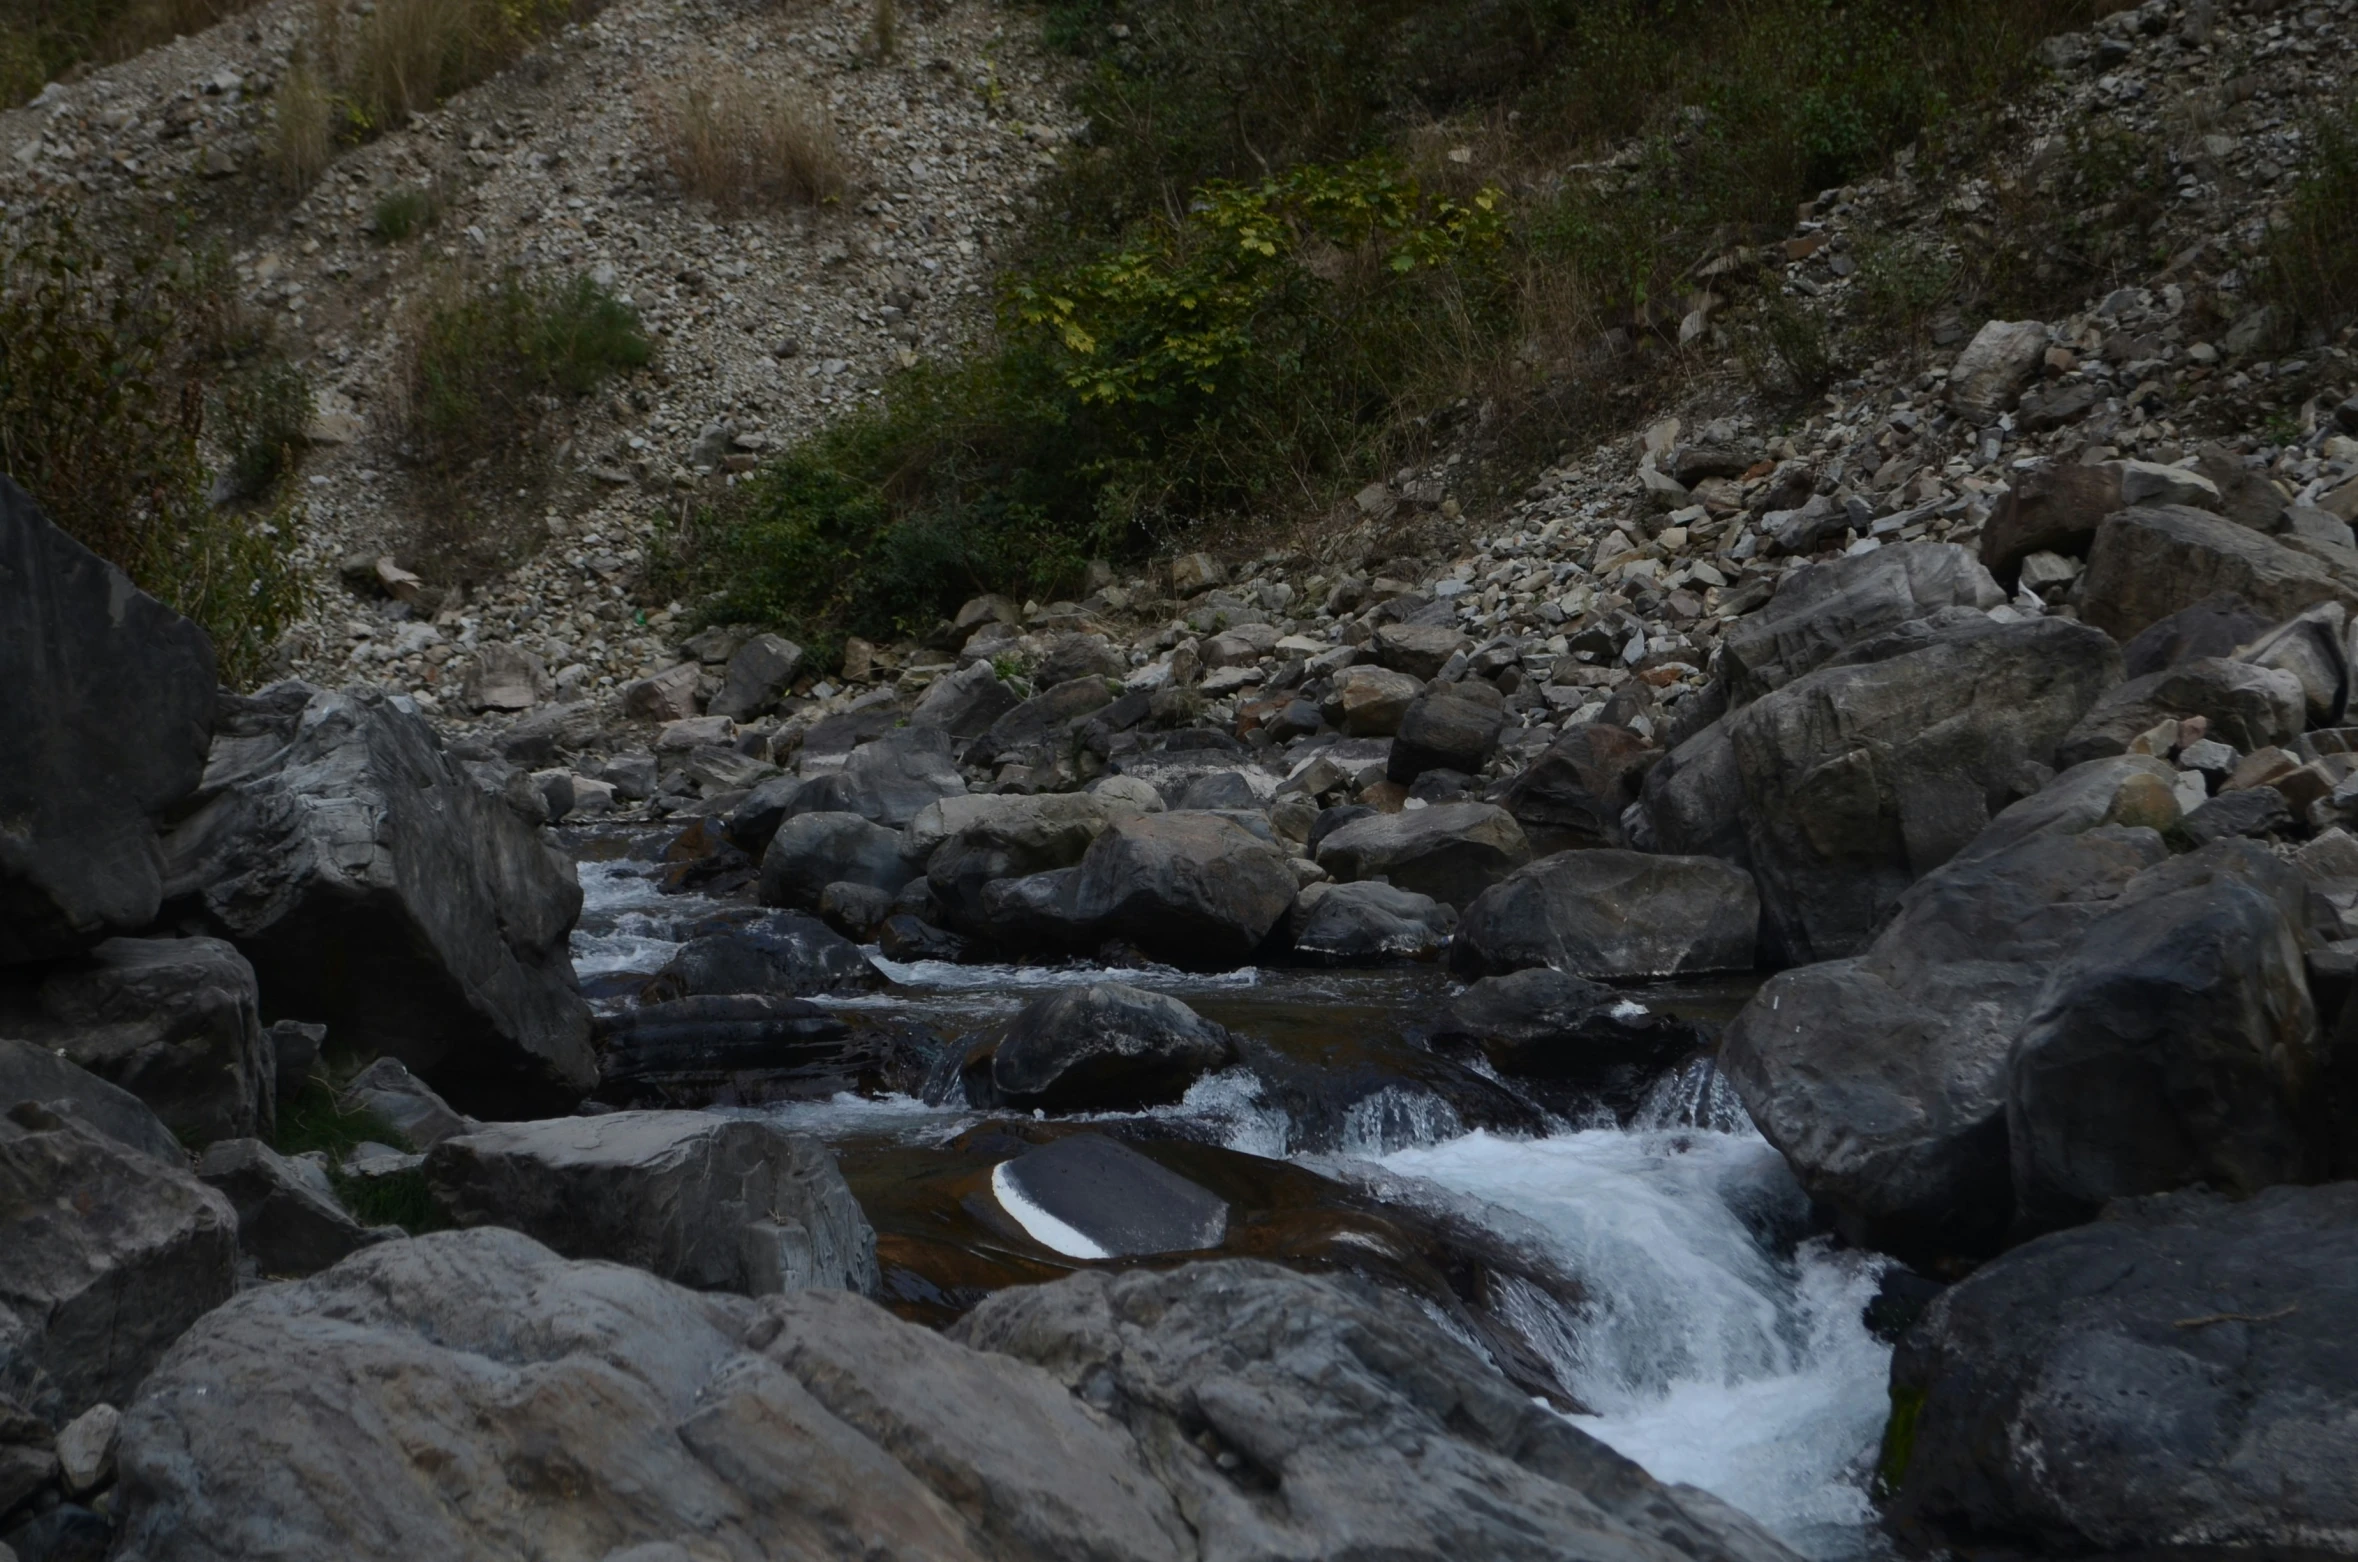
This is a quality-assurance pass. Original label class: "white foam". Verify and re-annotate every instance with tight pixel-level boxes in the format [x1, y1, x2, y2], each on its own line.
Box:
[990, 1160, 1111, 1259]
[864, 954, 1263, 992]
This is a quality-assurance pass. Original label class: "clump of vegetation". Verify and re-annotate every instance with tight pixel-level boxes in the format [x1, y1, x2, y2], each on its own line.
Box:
[370, 180, 448, 241]
[403, 269, 652, 475]
[657, 69, 852, 212]
[272, 1074, 407, 1160]
[2266, 98, 2358, 335]
[0, 0, 255, 106]
[0, 218, 306, 685]
[270, 56, 336, 192]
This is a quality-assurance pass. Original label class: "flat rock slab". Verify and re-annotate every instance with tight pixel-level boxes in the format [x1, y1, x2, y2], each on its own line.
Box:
[991, 1135, 1229, 1258]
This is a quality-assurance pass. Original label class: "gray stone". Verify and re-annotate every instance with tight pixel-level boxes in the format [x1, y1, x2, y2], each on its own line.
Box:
[654, 911, 877, 999]
[757, 812, 920, 911]
[967, 677, 1114, 769]
[619, 662, 701, 723]
[0, 476, 215, 964]
[1067, 813, 1298, 969]
[5, 937, 272, 1147]
[2056, 657, 2306, 766]
[2235, 602, 2350, 727]
[919, 792, 1136, 930]
[1887, 1183, 2358, 1554]
[707, 634, 805, 721]
[458, 643, 550, 713]
[795, 727, 966, 827]
[907, 660, 1021, 737]
[424, 1111, 877, 1296]
[194, 1137, 376, 1278]
[1387, 686, 1506, 783]
[1372, 622, 1471, 680]
[0, 1103, 236, 1424]
[337, 1057, 473, 1150]
[1314, 802, 1533, 912]
[54, 1401, 119, 1498]
[2081, 504, 2358, 644]
[1452, 850, 1759, 980]
[1427, 968, 1703, 1090]
[0, 1038, 182, 1165]
[1495, 724, 1656, 853]
[1330, 664, 1423, 737]
[991, 1135, 1228, 1256]
[1288, 880, 1455, 964]
[1037, 633, 1127, 686]
[983, 983, 1234, 1111]
[159, 687, 594, 1118]
[1947, 319, 2049, 421]
[1978, 464, 2127, 588]
[1719, 543, 2005, 706]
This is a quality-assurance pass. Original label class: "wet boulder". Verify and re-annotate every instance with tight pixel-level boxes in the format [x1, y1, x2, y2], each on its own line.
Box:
[2055, 656, 2305, 766]
[336, 1057, 473, 1149]
[1723, 758, 2177, 1258]
[2, 937, 273, 1148]
[789, 727, 965, 828]
[651, 911, 877, 999]
[424, 1111, 877, 1296]
[1723, 613, 2119, 963]
[2008, 839, 2324, 1235]
[0, 1103, 237, 1425]
[194, 1138, 381, 1279]
[967, 676, 1116, 769]
[1718, 543, 2005, 706]
[1288, 881, 1455, 964]
[1387, 684, 1506, 784]
[593, 994, 898, 1106]
[0, 1037, 182, 1165]
[0, 476, 216, 965]
[1452, 850, 1758, 980]
[990, 1135, 1229, 1257]
[919, 792, 1135, 930]
[1886, 1183, 2358, 1555]
[706, 633, 804, 722]
[1066, 813, 1298, 970]
[1494, 722, 1656, 853]
[158, 686, 594, 1118]
[2080, 504, 2358, 643]
[974, 984, 1236, 1112]
[757, 812, 920, 910]
[1314, 802, 1532, 912]
[1427, 969, 1704, 1097]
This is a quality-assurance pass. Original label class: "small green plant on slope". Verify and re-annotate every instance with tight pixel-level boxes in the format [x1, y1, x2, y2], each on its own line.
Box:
[2266, 97, 2358, 335]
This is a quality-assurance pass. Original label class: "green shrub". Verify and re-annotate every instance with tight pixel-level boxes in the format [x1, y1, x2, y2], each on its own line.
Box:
[0, 219, 305, 686]
[371, 183, 445, 242]
[405, 269, 650, 474]
[272, 1075, 409, 1160]
[331, 1165, 454, 1233]
[2266, 98, 2358, 334]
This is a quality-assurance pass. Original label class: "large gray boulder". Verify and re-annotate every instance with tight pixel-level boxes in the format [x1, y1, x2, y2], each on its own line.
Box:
[107, 1233, 1799, 1562]
[2008, 839, 2325, 1235]
[194, 1137, 379, 1279]
[757, 811, 919, 910]
[158, 686, 593, 1118]
[1722, 758, 2179, 1257]
[1314, 802, 1532, 911]
[0, 1103, 236, 1426]
[1492, 722, 1655, 853]
[651, 911, 877, 999]
[978, 983, 1235, 1111]
[907, 659, 1021, 736]
[1, 937, 272, 1147]
[2055, 656, 2306, 766]
[966, 675, 1115, 769]
[1452, 849, 1758, 980]
[1722, 613, 2120, 963]
[790, 727, 966, 827]
[1288, 880, 1455, 964]
[2080, 503, 2358, 643]
[1386, 684, 1505, 783]
[0, 477, 216, 965]
[918, 791, 1135, 930]
[706, 632, 804, 721]
[423, 1111, 877, 1296]
[0, 1037, 183, 1165]
[1718, 543, 2005, 706]
[1067, 812, 1297, 969]
[1885, 1182, 2358, 1554]
[1427, 968, 1703, 1092]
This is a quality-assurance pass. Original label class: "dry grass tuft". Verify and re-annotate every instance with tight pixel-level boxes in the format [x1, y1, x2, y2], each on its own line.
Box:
[657, 69, 853, 212]
[270, 57, 334, 192]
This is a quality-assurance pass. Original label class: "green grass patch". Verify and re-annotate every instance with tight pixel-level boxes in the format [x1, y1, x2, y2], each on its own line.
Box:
[1877, 1382, 1928, 1495]
[406, 269, 651, 475]
[0, 218, 306, 686]
[272, 1075, 410, 1160]
[371, 184, 446, 243]
[331, 1165, 454, 1233]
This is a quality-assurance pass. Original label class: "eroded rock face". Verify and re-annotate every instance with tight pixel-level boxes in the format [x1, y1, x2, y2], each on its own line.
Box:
[424, 1111, 878, 1297]
[0, 1103, 236, 1426]
[109, 1233, 1798, 1562]
[1886, 1183, 2358, 1555]
[159, 686, 594, 1118]
[0, 477, 216, 965]
[0, 1036, 183, 1166]
[1452, 850, 1758, 980]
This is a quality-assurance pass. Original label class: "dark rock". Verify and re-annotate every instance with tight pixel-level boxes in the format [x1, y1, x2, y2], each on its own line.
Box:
[757, 812, 919, 910]
[1452, 850, 1758, 980]
[1288, 881, 1455, 964]
[2279, 503, 2358, 550]
[2055, 656, 2305, 765]
[2179, 784, 2292, 844]
[1640, 720, 1749, 866]
[2081, 504, 2358, 644]
[706, 633, 804, 721]
[1371, 623, 1470, 680]
[1724, 613, 2120, 963]
[1765, 494, 1852, 557]
[920, 792, 1133, 931]
[1428, 969, 1704, 1097]
[0, 1037, 182, 1165]
[649, 911, 877, 999]
[158, 687, 593, 1118]
[978, 869, 1100, 952]
[1066, 813, 1298, 970]
[967, 677, 1114, 768]
[337, 1057, 472, 1150]
[1387, 686, 1506, 783]
[194, 1137, 378, 1278]
[876, 913, 970, 964]
[2013, 380, 2099, 434]
[2008, 839, 2324, 1235]
[0, 477, 216, 965]
[1886, 1183, 2358, 1554]
[816, 880, 896, 941]
[1036, 633, 1127, 686]
[1175, 769, 1262, 811]
[990, 1135, 1228, 1256]
[790, 727, 965, 828]
[1493, 723, 1654, 853]
[1669, 440, 1755, 485]
[1314, 802, 1532, 912]
[1977, 461, 2124, 588]
[722, 774, 805, 855]
[425, 1110, 877, 1296]
[976, 984, 1235, 1112]
[0, 1103, 236, 1425]
[2119, 592, 2277, 678]
[906, 660, 1021, 737]
[2236, 602, 2350, 727]
[3, 937, 272, 1147]
[1723, 758, 2176, 1258]
[594, 994, 917, 1107]
[4, 1503, 111, 1562]
[1720, 543, 2005, 705]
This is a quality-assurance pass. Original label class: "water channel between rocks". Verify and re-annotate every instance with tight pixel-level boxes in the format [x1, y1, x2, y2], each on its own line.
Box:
[570, 838, 1897, 1561]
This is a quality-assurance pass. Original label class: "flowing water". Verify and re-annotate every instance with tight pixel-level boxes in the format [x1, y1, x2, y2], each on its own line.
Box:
[570, 842, 1897, 1560]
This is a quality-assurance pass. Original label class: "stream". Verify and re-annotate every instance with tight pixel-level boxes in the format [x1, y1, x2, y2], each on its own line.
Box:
[569, 837, 1897, 1561]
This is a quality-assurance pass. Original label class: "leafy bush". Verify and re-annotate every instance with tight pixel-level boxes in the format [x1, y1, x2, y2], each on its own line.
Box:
[404, 269, 651, 474]
[0, 219, 305, 685]
[2266, 98, 2358, 334]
